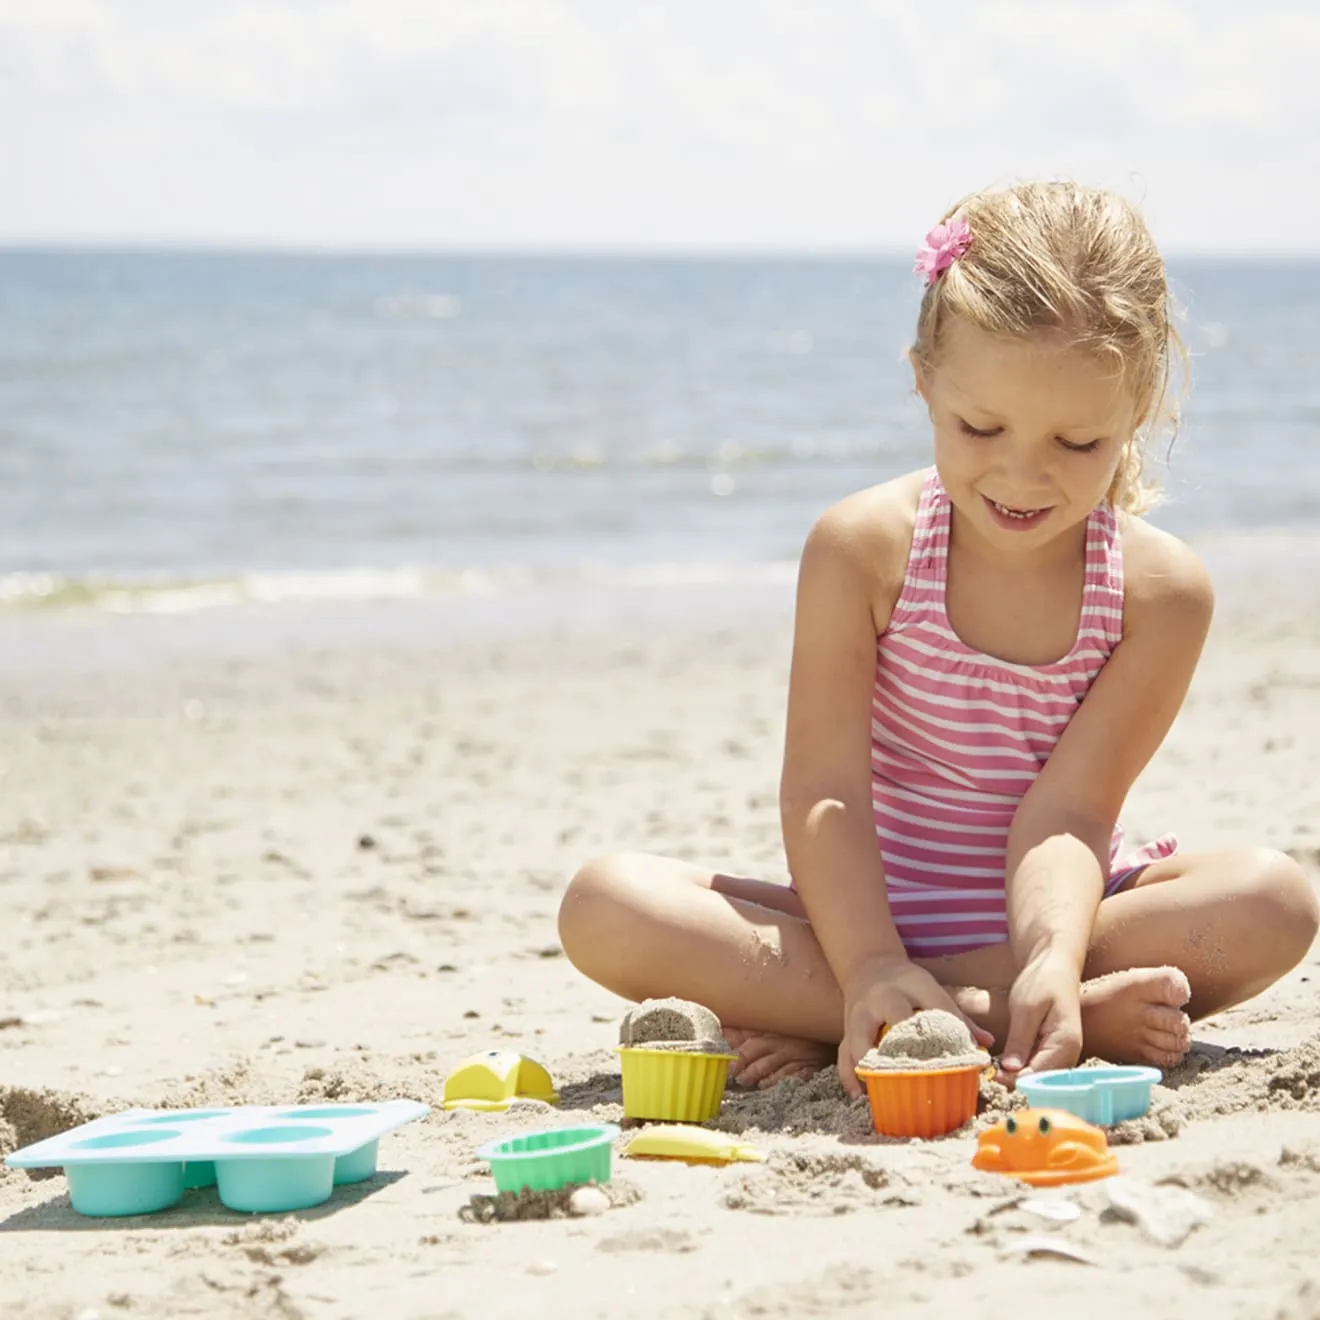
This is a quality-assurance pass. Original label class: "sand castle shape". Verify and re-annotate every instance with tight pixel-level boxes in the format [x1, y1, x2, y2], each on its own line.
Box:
[618, 997, 732, 1054]
[857, 1009, 987, 1072]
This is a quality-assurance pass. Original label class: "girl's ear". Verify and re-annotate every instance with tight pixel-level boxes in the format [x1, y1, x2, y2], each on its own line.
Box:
[908, 348, 930, 403]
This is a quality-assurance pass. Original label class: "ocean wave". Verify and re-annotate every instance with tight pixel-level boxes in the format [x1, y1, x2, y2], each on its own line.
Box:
[0, 561, 798, 616]
[372, 292, 461, 320]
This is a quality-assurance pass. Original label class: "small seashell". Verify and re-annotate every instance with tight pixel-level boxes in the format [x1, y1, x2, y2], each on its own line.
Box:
[1020, 1196, 1082, 1223]
[568, 1185, 611, 1217]
[1007, 1235, 1097, 1265]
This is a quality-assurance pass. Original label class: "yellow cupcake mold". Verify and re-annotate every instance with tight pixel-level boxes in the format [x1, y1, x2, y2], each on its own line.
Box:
[616, 1047, 737, 1122]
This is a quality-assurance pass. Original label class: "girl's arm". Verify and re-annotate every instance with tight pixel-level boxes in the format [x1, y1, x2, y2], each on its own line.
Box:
[1001, 524, 1215, 1070]
[780, 494, 908, 983]
[781, 477, 987, 1090]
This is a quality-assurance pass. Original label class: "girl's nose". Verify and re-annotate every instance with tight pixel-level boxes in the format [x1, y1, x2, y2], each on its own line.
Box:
[998, 454, 1047, 493]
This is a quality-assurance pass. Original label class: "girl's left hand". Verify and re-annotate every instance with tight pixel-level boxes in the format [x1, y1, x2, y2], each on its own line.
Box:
[998, 951, 1083, 1085]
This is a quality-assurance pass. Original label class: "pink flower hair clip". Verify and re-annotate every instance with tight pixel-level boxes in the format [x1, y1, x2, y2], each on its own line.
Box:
[914, 216, 972, 286]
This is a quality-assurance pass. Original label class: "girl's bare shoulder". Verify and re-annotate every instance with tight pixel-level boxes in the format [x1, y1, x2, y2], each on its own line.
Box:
[1117, 512, 1215, 629]
[803, 470, 927, 626]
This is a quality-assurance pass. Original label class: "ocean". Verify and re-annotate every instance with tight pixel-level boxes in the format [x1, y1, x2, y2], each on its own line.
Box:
[1, 249, 1318, 621]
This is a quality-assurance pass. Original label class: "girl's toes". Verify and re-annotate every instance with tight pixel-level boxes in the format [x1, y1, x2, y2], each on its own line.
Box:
[759, 1060, 818, 1089]
[1151, 1043, 1189, 1069]
[1145, 1028, 1187, 1059]
[1142, 1020, 1190, 1068]
[1142, 1003, 1189, 1037]
[731, 1057, 772, 1088]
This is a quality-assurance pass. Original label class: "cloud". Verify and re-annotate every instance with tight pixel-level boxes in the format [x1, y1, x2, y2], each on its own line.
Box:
[3, 1, 1319, 249]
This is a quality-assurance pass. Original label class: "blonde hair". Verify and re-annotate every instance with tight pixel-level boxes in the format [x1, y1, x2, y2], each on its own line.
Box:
[911, 181, 1186, 514]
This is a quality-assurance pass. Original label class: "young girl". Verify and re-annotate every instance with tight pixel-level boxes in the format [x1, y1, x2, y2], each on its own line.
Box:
[557, 181, 1318, 1097]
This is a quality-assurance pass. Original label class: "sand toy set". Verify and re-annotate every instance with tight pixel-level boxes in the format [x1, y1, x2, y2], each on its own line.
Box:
[6, 1002, 1157, 1217]
[4, 1101, 429, 1217]
[456, 998, 755, 1194]
[463, 1002, 1157, 1197]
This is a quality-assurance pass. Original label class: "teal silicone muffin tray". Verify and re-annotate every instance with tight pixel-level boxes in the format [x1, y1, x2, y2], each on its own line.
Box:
[1015, 1066, 1162, 1126]
[4, 1100, 429, 1217]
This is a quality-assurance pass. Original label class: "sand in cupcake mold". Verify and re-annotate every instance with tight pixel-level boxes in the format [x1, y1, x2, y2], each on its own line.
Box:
[858, 1010, 986, 1072]
[619, 997, 730, 1052]
[622, 1040, 735, 1054]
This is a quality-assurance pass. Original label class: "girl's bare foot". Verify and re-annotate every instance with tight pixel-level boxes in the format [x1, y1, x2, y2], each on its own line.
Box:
[723, 1026, 835, 1089]
[947, 969, 1191, 1072]
[724, 965, 1190, 1091]
[1078, 965, 1192, 1069]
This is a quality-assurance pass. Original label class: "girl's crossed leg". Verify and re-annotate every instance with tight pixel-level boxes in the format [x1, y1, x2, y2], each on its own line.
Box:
[557, 848, 1318, 1089]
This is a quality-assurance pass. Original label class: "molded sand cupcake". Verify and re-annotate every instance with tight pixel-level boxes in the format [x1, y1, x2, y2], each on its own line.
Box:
[854, 1010, 990, 1139]
[616, 998, 737, 1122]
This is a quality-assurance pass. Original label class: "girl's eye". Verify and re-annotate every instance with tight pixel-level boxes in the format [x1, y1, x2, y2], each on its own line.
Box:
[958, 419, 1001, 439]
[1058, 438, 1102, 454]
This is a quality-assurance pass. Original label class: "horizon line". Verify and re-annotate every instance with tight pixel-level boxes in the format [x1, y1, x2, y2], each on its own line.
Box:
[1, 238, 1316, 263]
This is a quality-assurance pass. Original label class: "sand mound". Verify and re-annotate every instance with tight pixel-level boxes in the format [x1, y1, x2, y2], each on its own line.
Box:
[971, 1073, 1026, 1129]
[295, 1061, 440, 1105]
[0, 1086, 103, 1181]
[1100, 1086, 1186, 1145]
[723, 1150, 917, 1216]
[858, 1010, 985, 1071]
[147, 1054, 444, 1110]
[619, 997, 730, 1054]
[968, 1033, 1320, 1146]
[971, 1059, 1183, 1144]
[461, 1178, 642, 1223]
[715, 1060, 1027, 1141]
[1158, 1034, 1320, 1121]
[712, 1067, 874, 1138]
[151, 1058, 286, 1110]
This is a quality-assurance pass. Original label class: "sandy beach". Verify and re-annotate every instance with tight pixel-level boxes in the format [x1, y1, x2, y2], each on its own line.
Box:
[2, 573, 1319, 1320]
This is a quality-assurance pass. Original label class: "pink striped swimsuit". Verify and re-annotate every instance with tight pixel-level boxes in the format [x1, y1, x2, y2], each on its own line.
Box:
[872, 469, 1176, 958]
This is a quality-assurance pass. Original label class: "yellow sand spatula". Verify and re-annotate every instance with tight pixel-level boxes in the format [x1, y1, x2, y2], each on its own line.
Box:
[622, 1125, 764, 1165]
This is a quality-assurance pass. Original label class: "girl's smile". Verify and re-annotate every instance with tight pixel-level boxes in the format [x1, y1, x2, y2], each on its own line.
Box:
[983, 496, 1054, 530]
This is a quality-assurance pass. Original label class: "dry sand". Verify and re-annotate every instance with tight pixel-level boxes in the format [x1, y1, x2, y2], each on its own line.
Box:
[1, 578, 1319, 1320]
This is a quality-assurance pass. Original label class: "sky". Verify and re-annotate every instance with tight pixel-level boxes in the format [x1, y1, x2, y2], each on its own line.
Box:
[4, 0, 1320, 254]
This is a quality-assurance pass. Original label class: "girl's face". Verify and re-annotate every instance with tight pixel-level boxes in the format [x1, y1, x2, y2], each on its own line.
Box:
[914, 316, 1139, 554]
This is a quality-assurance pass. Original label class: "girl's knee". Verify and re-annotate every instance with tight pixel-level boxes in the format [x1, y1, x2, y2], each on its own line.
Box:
[557, 852, 648, 969]
[1243, 848, 1319, 961]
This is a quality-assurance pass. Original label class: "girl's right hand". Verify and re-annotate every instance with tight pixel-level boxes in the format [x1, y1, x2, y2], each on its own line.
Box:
[837, 956, 993, 1097]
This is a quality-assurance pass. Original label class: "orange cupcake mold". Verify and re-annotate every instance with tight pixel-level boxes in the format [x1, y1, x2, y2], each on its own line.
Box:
[854, 1061, 986, 1139]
